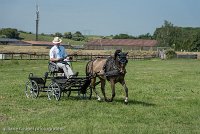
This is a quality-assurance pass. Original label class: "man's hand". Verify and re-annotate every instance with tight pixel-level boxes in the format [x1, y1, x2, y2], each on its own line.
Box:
[57, 58, 64, 62]
[50, 58, 63, 62]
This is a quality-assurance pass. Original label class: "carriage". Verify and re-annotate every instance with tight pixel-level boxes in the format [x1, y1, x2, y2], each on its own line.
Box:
[25, 61, 92, 101]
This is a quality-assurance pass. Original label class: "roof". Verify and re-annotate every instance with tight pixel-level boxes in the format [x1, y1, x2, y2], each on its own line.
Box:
[86, 39, 158, 47]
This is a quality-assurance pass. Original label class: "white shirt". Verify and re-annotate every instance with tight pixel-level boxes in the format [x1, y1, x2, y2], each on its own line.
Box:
[49, 45, 67, 59]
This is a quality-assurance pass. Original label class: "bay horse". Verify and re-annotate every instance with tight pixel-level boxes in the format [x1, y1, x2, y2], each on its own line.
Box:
[86, 50, 129, 104]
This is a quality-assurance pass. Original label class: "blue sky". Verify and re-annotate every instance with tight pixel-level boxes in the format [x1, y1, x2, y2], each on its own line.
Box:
[0, 0, 200, 36]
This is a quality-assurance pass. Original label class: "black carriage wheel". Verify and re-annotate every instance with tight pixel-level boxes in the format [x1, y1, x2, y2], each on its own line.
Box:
[48, 82, 61, 101]
[25, 80, 39, 99]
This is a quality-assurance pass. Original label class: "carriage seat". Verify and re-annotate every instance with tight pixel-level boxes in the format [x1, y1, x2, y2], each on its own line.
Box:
[48, 61, 64, 74]
[48, 61, 79, 78]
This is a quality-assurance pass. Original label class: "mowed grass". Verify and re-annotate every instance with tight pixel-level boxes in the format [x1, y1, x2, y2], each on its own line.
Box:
[0, 59, 200, 134]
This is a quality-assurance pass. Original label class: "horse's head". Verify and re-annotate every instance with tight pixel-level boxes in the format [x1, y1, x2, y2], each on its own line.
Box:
[116, 52, 128, 74]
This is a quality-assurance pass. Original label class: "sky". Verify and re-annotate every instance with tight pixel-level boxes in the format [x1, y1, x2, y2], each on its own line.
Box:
[0, 0, 200, 36]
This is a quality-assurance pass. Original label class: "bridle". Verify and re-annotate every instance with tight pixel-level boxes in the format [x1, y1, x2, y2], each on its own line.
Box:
[116, 52, 128, 74]
[117, 52, 128, 65]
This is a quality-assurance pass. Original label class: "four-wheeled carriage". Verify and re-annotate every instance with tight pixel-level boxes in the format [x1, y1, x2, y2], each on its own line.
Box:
[25, 61, 92, 101]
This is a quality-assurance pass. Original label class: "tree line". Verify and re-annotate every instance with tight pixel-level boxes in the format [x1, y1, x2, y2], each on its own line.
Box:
[1, 20, 200, 51]
[153, 20, 200, 51]
[0, 29, 86, 41]
[112, 21, 200, 51]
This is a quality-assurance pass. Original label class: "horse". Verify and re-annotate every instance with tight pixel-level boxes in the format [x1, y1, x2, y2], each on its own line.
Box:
[86, 50, 129, 104]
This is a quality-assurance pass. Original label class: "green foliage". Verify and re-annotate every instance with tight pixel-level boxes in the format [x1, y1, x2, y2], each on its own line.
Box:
[165, 49, 177, 59]
[113, 33, 132, 39]
[138, 33, 153, 39]
[112, 33, 154, 39]
[63, 32, 72, 39]
[154, 20, 200, 51]
[71, 31, 85, 41]
[19, 32, 86, 45]
[0, 28, 20, 39]
[54, 32, 63, 37]
[0, 35, 7, 38]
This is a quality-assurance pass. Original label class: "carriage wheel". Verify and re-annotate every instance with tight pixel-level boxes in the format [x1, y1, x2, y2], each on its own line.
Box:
[47, 82, 61, 101]
[25, 80, 39, 98]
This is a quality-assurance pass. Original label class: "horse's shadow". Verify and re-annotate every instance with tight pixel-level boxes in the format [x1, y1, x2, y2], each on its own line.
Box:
[114, 99, 156, 106]
[36, 94, 156, 107]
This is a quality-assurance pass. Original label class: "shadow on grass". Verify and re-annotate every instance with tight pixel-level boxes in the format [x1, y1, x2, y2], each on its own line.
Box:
[113, 99, 156, 106]
[128, 99, 156, 106]
[37, 94, 156, 107]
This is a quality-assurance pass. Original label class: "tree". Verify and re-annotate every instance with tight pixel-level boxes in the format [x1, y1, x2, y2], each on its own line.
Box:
[154, 21, 200, 51]
[0, 28, 20, 39]
[191, 31, 200, 51]
[63, 32, 72, 39]
[112, 33, 135, 39]
[71, 31, 85, 41]
[54, 32, 62, 37]
[154, 20, 175, 47]
[138, 33, 153, 39]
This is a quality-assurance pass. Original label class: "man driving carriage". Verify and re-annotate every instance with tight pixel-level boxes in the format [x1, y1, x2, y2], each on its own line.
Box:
[49, 37, 75, 78]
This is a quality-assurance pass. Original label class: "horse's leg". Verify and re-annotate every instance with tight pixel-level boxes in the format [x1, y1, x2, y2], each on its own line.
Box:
[120, 80, 128, 104]
[109, 79, 116, 102]
[91, 77, 101, 101]
[100, 78, 108, 102]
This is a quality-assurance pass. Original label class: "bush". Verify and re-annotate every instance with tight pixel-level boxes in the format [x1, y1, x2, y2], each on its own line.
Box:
[0, 28, 20, 39]
[165, 49, 177, 59]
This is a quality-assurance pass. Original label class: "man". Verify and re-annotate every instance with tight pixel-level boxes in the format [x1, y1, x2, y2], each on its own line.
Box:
[49, 37, 74, 78]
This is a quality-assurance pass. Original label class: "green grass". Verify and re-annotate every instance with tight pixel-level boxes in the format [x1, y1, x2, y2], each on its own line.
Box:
[0, 59, 200, 134]
[19, 32, 86, 46]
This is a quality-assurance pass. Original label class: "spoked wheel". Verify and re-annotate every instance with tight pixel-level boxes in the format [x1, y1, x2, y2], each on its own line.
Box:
[25, 80, 39, 98]
[47, 82, 61, 101]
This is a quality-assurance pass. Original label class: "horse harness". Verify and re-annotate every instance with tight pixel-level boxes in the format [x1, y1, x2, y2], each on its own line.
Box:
[103, 56, 121, 78]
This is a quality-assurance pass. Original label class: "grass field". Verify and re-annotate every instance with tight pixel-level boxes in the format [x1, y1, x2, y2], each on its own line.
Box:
[0, 59, 200, 134]
[19, 32, 86, 46]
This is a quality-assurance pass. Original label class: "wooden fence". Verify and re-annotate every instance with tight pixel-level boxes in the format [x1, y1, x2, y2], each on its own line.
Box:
[176, 54, 197, 59]
[0, 52, 156, 61]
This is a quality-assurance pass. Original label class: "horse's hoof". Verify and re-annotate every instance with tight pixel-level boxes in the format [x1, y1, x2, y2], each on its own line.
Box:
[105, 99, 113, 102]
[97, 96, 101, 101]
[124, 100, 128, 105]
